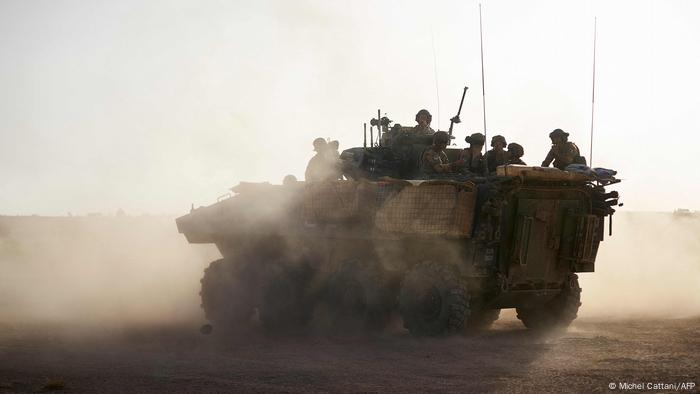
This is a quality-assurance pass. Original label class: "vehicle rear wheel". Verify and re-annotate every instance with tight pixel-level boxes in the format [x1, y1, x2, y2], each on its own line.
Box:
[516, 274, 582, 330]
[399, 261, 469, 337]
[326, 259, 395, 332]
[259, 261, 315, 333]
[200, 258, 257, 329]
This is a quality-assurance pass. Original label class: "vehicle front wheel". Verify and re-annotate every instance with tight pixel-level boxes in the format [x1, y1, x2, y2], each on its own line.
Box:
[200, 258, 257, 330]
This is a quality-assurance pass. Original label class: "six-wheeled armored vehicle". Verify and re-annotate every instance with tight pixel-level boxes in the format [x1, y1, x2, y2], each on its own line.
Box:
[176, 131, 620, 336]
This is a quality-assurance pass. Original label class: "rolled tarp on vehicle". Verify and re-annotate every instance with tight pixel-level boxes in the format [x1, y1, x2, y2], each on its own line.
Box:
[496, 165, 594, 182]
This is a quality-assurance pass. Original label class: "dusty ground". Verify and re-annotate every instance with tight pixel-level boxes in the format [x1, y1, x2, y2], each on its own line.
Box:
[0, 214, 698, 393]
[0, 313, 697, 393]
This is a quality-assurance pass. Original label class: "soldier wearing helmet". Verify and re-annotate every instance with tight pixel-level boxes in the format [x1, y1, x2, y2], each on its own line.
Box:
[326, 140, 340, 161]
[484, 135, 508, 174]
[459, 132, 486, 174]
[413, 109, 435, 135]
[506, 142, 526, 165]
[282, 174, 298, 186]
[541, 129, 584, 170]
[326, 140, 343, 179]
[421, 131, 465, 175]
[305, 137, 340, 181]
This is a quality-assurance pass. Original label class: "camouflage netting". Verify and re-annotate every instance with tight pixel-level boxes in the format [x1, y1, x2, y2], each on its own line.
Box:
[375, 182, 477, 238]
[302, 180, 477, 237]
[303, 181, 378, 222]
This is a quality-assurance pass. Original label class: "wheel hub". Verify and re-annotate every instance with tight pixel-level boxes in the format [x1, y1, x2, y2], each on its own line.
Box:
[419, 286, 442, 320]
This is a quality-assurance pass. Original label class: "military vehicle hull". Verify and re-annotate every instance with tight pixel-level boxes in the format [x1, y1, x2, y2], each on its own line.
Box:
[177, 167, 618, 336]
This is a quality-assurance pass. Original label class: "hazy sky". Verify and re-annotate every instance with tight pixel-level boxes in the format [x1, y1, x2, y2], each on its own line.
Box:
[1, 0, 698, 215]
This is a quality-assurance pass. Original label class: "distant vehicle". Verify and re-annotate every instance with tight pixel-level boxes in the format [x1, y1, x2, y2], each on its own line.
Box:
[177, 126, 620, 337]
[673, 208, 696, 218]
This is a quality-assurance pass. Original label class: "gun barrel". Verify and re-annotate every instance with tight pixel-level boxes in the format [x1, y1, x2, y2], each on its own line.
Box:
[448, 86, 469, 136]
[457, 86, 468, 115]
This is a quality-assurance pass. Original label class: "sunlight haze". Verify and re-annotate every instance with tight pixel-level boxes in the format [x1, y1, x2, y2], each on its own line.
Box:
[1, 0, 697, 215]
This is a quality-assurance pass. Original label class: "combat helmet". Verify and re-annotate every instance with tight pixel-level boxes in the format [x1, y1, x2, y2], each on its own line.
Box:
[415, 109, 432, 123]
[507, 142, 524, 158]
[465, 132, 486, 145]
[491, 135, 507, 147]
[432, 130, 450, 145]
[549, 129, 569, 139]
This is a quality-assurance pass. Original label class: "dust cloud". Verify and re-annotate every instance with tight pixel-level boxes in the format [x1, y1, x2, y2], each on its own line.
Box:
[578, 212, 700, 318]
[0, 215, 219, 327]
[0, 211, 698, 330]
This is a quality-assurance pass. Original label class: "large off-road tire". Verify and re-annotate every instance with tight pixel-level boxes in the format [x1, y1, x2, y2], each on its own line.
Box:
[516, 274, 582, 330]
[200, 259, 258, 329]
[399, 261, 470, 337]
[259, 261, 315, 334]
[326, 260, 396, 332]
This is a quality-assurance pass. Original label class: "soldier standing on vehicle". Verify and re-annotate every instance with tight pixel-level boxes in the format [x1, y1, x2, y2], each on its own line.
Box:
[327, 140, 341, 161]
[506, 142, 527, 165]
[283, 174, 298, 186]
[484, 135, 508, 174]
[326, 140, 343, 180]
[413, 109, 435, 135]
[541, 129, 584, 170]
[421, 131, 465, 175]
[459, 132, 486, 174]
[305, 138, 335, 181]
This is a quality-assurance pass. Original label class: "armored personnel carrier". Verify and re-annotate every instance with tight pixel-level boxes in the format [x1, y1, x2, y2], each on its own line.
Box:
[176, 124, 620, 336]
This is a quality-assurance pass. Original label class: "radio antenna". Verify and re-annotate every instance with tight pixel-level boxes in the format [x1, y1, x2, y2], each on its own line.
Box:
[377, 109, 382, 146]
[363, 123, 367, 148]
[431, 28, 441, 130]
[589, 17, 597, 166]
[479, 3, 487, 156]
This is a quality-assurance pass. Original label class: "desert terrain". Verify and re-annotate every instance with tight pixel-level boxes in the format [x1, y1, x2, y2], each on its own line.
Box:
[0, 213, 698, 393]
[0, 315, 698, 393]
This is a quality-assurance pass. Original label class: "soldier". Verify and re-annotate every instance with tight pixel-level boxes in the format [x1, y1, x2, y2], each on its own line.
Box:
[305, 138, 335, 181]
[541, 129, 584, 170]
[282, 174, 298, 186]
[421, 131, 464, 175]
[326, 140, 343, 180]
[506, 142, 527, 165]
[484, 135, 508, 174]
[327, 140, 341, 161]
[459, 132, 486, 174]
[413, 109, 435, 135]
